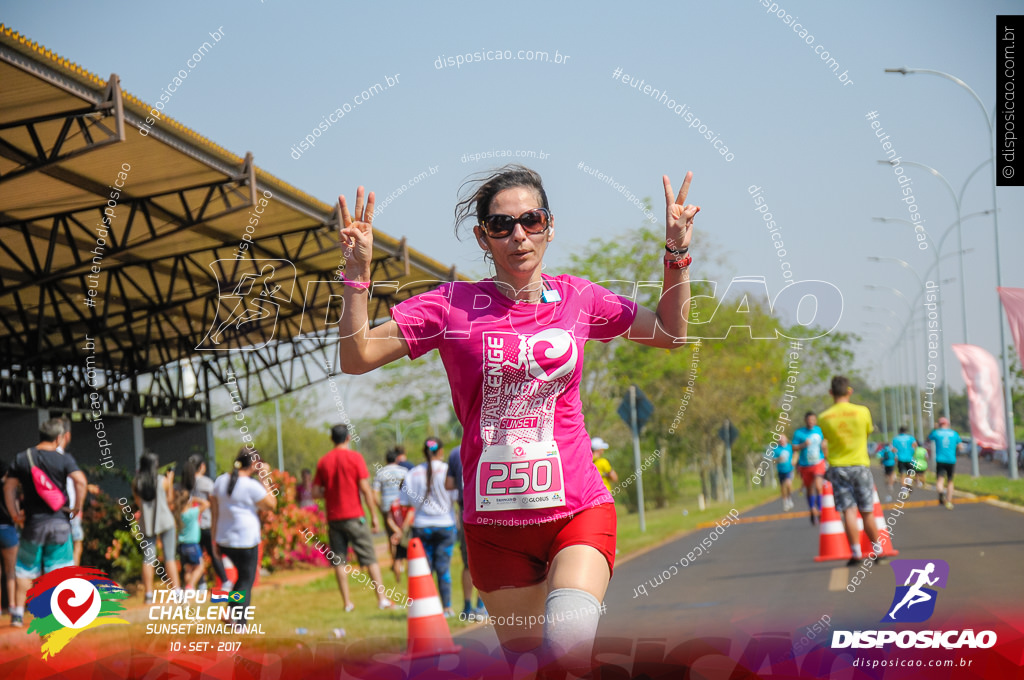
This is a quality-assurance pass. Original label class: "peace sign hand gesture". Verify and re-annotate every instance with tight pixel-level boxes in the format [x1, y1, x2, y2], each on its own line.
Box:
[338, 186, 375, 275]
[663, 171, 698, 252]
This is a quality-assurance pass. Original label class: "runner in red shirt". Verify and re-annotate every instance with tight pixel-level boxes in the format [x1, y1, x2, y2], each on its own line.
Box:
[313, 424, 392, 611]
[336, 165, 697, 673]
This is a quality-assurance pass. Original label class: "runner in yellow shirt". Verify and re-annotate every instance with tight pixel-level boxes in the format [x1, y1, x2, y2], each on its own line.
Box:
[817, 376, 885, 567]
[591, 437, 618, 493]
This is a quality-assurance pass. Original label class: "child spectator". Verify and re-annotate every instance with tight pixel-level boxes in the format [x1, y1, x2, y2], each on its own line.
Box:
[176, 488, 210, 590]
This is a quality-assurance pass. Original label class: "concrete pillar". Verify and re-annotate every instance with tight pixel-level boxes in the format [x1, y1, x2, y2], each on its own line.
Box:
[70, 414, 143, 501]
[144, 420, 214, 484]
[0, 407, 48, 454]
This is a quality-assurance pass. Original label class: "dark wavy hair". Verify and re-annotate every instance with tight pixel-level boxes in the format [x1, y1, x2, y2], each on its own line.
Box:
[183, 453, 206, 493]
[133, 450, 160, 502]
[229, 447, 259, 497]
[454, 164, 551, 240]
[422, 438, 443, 504]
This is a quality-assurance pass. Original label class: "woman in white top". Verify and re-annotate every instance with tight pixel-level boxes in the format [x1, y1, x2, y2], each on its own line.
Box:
[210, 448, 276, 620]
[399, 438, 457, 616]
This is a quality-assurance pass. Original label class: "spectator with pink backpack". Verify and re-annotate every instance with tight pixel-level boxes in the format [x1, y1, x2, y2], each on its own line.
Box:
[1, 418, 86, 627]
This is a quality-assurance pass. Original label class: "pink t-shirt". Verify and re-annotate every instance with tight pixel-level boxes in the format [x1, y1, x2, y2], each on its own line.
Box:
[391, 274, 637, 525]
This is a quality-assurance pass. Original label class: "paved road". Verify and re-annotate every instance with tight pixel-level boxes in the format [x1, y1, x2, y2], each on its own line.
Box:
[456, 467, 1024, 675]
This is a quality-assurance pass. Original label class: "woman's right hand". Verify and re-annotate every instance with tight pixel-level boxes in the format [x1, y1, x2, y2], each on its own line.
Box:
[338, 186, 375, 275]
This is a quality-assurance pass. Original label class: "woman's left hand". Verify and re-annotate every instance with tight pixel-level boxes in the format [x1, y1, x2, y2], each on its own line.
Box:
[663, 172, 698, 251]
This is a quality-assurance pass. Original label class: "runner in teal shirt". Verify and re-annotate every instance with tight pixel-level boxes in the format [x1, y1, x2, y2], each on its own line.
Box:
[773, 436, 795, 511]
[792, 412, 828, 524]
[927, 416, 962, 509]
[875, 442, 897, 501]
[891, 427, 918, 481]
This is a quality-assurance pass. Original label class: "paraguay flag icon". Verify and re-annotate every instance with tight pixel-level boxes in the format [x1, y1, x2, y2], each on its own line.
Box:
[25, 566, 129, 659]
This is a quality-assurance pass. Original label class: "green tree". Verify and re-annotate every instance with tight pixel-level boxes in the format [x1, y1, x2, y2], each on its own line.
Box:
[339, 350, 465, 474]
[563, 217, 861, 510]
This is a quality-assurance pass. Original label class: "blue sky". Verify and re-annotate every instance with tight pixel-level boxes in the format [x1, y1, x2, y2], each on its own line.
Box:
[4, 0, 1022, 403]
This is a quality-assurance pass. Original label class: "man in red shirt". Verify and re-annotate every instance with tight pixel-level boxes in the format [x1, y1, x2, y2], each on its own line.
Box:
[314, 425, 392, 611]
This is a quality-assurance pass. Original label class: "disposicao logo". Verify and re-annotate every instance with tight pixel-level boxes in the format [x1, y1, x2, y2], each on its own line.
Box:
[884, 559, 948, 623]
[832, 559, 996, 650]
[25, 566, 129, 659]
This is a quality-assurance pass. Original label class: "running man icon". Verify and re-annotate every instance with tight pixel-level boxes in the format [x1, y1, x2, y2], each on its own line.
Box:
[883, 559, 949, 623]
[197, 259, 296, 351]
[888, 563, 938, 619]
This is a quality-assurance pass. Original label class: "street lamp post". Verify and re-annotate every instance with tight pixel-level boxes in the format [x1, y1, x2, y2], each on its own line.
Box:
[874, 160, 990, 346]
[867, 286, 927, 442]
[860, 323, 909, 436]
[868, 256, 949, 425]
[879, 364, 890, 442]
[865, 309, 907, 430]
[861, 336, 892, 441]
[873, 212, 989, 476]
[886, 67, 1018, 479]
[378, 416, 430, 447]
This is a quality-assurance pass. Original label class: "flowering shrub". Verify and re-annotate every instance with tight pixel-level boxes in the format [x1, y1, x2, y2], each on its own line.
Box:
[258, 469, 330, 570]
[105, 528, 145, 584]
[78, 475, 143, 585]
[77, 465, 333, 582]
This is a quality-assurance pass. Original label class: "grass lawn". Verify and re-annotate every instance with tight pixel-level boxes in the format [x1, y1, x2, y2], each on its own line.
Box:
[952, 474, 1024, 505]
[240, 482, 777, 649]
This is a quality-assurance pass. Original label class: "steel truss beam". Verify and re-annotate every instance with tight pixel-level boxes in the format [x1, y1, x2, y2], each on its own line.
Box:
[0, 364, 207, 421]
[1, 214, 435, 372]
[0, 53, 456, 419]
[0, 74, 125, 185]
[0, 258, 436, 420]
[0, 153, 257, 295]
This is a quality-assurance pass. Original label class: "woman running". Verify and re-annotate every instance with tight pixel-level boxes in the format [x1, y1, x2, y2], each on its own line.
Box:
[337, 165, 695, 673]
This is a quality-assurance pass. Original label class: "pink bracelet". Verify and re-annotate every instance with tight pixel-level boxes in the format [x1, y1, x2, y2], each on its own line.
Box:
[337, 274, 371, 290]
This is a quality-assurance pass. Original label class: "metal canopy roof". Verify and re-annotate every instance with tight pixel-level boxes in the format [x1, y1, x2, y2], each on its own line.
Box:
[0, 25, 461, 421]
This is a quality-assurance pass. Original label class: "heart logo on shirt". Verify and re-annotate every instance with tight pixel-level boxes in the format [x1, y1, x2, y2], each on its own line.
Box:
[525, 329, 578, 382]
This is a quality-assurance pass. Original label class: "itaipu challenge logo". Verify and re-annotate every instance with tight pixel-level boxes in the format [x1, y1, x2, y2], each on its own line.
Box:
[25, 566, 129, 658]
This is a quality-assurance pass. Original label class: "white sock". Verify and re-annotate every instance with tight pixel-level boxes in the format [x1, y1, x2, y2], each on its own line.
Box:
[851, 545, 862, 559]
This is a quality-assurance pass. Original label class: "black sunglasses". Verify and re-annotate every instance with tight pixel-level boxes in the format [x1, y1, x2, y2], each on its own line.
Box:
[480, 208, 551, 238]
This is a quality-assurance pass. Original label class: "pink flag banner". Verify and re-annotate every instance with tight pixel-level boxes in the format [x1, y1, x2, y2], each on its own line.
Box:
[951, 344, 1007, 451]
[998, 287, 1024, 371]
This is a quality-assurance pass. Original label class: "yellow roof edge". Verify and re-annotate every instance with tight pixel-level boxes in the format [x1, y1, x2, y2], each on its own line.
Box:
[0, 24, 467, 281]
[0, 24, 327, 213]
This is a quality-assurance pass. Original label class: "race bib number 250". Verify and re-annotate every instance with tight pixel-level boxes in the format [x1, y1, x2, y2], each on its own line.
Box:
[476, 442, 566, 512]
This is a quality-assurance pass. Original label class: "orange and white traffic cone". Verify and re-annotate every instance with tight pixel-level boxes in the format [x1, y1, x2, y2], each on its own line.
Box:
[404, 537, 461, 659]
[859, 486, 899, 558]
[814, 481, 853, 562]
